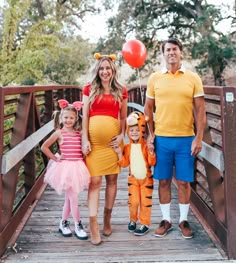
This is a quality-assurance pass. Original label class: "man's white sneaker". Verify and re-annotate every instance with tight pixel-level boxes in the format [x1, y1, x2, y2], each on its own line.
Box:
[74, 221, 88, 240]
[59, 219, 72, 237]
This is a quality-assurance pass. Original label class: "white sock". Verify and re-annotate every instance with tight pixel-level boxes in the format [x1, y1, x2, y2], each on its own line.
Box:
[179, 203, 190, 223]
[160, 203, 171, 222]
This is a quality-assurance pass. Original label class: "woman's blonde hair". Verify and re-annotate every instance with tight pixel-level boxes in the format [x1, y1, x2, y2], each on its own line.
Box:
[88, 56, 124, 106]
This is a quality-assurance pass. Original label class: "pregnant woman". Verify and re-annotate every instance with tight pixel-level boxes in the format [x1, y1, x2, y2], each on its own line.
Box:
[82, 53, 128, 245]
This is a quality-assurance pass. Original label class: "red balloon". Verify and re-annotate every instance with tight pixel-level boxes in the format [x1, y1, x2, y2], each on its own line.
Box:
[122, 39, 147, 68]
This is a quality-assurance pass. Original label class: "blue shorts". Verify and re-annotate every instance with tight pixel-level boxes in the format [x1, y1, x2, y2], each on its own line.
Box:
[153, 136, 195, 182]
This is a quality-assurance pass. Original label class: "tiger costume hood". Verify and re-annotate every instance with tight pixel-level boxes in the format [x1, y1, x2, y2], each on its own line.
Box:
[126, 111, 146, 144]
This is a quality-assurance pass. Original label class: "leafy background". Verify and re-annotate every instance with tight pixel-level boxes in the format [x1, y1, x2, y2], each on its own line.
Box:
[0, 0, 235, 87]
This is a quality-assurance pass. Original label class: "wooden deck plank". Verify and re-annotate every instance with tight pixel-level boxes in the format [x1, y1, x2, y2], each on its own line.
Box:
[2, 169, 228, 262]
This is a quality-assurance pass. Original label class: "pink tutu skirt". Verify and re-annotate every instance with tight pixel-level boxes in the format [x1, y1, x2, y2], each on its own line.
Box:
[44, 158, 90, 195]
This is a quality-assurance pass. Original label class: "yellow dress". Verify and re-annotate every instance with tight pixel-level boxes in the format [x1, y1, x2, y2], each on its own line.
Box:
[86, 115, 121, 176]
[83, 84, 127, 177]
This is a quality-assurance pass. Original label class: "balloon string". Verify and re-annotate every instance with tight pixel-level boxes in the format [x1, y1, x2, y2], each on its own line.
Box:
[137, 69, 143, 105]
[137, 68, 152, 136]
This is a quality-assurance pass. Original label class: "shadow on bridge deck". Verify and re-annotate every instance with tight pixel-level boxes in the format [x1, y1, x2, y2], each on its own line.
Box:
[2, 169, 230, 263]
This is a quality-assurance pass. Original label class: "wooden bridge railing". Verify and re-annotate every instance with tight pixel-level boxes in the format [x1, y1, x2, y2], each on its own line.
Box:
[0, 84, 236, 259]
[0, 85, 83, 257]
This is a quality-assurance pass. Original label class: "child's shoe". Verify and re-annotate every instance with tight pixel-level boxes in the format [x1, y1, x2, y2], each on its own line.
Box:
[134, 224, 149, 236]
[74, 221, 88, 240]
[128, 221, 136, 232]
[59, 219, 72, 237]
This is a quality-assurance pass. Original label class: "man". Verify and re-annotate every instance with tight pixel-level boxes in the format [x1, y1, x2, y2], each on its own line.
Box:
[144, 38, 206, 239]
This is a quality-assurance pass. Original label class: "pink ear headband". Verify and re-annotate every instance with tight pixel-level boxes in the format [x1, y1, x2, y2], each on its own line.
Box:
[58, 99, 83, 111]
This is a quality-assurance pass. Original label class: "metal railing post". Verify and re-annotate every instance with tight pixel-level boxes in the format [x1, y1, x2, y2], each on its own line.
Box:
[221, 87, 236, 259]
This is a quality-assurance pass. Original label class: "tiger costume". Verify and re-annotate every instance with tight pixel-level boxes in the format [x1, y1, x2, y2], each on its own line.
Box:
[117, 111, 156, 233]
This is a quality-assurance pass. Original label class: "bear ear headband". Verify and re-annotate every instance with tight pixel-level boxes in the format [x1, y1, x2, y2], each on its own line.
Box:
[58, 99, 83, 111]
[94, 53, 116, 61]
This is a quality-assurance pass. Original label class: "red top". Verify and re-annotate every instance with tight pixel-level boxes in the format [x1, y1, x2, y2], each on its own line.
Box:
[83, 83, 128, 119]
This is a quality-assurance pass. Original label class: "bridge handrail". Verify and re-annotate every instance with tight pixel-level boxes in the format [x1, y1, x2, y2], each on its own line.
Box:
[1, 120, 54, 175]
[3, 101, 224, 178]
[199, 141, 224, 172]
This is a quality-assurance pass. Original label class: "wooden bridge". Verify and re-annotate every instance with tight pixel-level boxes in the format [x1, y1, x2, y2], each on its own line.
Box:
[0, 84, 236, 262]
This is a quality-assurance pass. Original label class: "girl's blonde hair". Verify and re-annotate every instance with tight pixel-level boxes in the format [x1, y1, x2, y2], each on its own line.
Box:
[88, 56, 124, 106]
[52, 105, 82, 131]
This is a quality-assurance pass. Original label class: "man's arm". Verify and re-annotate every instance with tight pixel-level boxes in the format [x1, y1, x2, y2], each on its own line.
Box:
[192, 96, 206, 156]
[144, 97, 155, 137]
[144, 97, 155, 152]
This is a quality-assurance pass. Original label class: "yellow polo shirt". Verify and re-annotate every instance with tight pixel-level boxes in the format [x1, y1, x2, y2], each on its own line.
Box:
[146, 66, 204, 136]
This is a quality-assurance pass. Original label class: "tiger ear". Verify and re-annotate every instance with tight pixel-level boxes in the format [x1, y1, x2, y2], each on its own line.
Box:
[94, 53, 102, 60]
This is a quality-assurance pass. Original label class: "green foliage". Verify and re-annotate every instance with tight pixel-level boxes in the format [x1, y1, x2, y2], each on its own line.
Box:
[4, 102, 17, 115]
[192, 35, 236, 85]
[44, 36, 92, 85]
[3, 133, 12, 147]
[0, 0, 97, 86]
[4, 117, 15, 130]
[21, 78, 36, 85]
[0, 1, 61, 85]
[101, 0, 236, 85]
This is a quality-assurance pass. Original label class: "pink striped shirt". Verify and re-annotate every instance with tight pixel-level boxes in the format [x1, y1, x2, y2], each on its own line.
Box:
[60, 129, 83, 161]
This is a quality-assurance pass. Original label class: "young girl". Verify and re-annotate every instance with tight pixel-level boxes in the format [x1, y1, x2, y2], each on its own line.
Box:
[41, 99, 90, 240]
